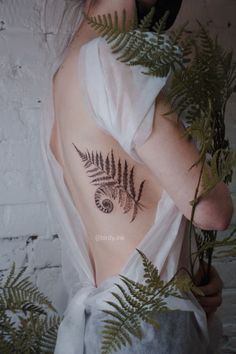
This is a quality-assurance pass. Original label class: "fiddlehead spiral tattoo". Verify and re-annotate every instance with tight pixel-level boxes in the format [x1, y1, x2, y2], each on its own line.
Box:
[73, 143, 146, 222]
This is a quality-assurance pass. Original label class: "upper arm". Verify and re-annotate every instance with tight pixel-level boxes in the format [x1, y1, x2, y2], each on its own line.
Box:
[79, 37, 168, 163]
[78, 20, 233, 230]
[135, 92, 233, 230]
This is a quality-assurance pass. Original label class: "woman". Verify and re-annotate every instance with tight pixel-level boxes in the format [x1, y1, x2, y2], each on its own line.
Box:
[41, 0, 232, 353]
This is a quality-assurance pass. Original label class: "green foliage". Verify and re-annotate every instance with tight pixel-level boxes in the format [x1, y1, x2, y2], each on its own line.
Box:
[193, 227, 236, 284]
[167, 24, 236, 184]
[0, 263, 62, 354]
[168, 24, 236, 122]
[195, 227, 236, 260]
[201, 150, 236, 199]
[100, 249, 197, 354]
[86, 8, 186, 77]
[166, 24, 236, 281]
[85, 8, 138, 38]
[175, 25, 236, 281]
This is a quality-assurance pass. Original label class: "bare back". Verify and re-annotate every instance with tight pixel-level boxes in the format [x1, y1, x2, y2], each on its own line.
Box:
[49, 4, 164, 287]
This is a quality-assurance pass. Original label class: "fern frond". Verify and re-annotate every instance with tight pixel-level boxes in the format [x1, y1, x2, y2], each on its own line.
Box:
[85, 9, 137, 44]
[3, 262, 16, 288]
[100, 249, 193, 353]
[136, 249, 163, 288]
[0, 263, 62, 353]
[86, 9, 185, 77]
[193, 227, 236, 259]
[199, 149, 236, 200]
[168, 24, 236, 124]
[152, 10, 170, 35]
[39, 315, 62, 352]
[138, 6, 156, 32]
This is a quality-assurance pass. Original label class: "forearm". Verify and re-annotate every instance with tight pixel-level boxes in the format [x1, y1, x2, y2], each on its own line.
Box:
[135, 93, 233, 230]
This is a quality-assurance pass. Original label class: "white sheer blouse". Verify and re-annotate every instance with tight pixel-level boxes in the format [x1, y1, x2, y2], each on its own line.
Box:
[40, 29, 213, 354]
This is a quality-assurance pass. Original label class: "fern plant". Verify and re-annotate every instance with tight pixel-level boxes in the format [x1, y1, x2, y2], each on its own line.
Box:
[167, 23, 236, 281]
[85, 8, 188, 77]
[86, 6, 236, 354]
[100, 249, 201, 354]
[0, 262, 62, 354]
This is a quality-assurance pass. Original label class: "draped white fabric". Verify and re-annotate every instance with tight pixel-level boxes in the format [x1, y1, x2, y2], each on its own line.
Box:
[39, 5, 215, 353]
[78, 36, 168, 164]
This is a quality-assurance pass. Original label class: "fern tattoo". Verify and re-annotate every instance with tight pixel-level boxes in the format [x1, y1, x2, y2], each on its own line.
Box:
[72, 143, 146, 222]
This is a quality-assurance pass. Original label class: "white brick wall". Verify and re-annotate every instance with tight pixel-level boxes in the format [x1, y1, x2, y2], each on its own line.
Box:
[0, 0, 235, 352]
[0, 0, 77, 315]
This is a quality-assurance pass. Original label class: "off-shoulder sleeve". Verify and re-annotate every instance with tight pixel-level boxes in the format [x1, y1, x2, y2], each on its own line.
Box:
[78, 36, 168, 163]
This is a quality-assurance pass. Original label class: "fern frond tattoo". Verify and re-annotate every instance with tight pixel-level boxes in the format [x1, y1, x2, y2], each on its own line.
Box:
[73, 144, 146, 222]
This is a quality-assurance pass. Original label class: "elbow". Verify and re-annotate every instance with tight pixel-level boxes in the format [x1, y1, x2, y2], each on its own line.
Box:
[216, 204, 234, 230]
[212, 211, 233, 231]
[192, 197, 234, 231]
[218, 201, 234, 230]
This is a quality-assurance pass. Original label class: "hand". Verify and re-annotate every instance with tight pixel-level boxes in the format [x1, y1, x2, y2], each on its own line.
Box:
[194, 264, 223, 317]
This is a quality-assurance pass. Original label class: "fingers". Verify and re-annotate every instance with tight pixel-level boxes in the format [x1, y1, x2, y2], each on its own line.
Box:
[197, 266, 223, 296]
[201, 306, 218, 316]
[194, 265, 223, 316]
[196, 292, 222, 308]
[195, 290, 222, 316]
[197, 295, 222, 317]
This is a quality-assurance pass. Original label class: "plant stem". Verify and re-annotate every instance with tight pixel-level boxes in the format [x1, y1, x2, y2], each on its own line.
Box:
[189, 159, 206, 279]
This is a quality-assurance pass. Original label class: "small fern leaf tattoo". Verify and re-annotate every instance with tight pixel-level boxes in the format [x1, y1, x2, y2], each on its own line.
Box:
[117, 158, 122, 184]
[123, 160, 128, 191]
[129, 166, 136, 199]
[111, 149, 116, 178]
[137, 180, 145, 203]
[73, 143, 146, 222]
[131, 203, 138, 223]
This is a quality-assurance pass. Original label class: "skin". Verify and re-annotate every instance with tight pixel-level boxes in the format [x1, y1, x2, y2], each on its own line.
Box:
[133, 2, 229, 316]
[135, 1, 229, 316]
[56, 0, 230, 316]
[135, 93, 233, 231]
